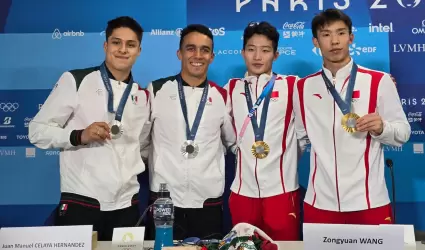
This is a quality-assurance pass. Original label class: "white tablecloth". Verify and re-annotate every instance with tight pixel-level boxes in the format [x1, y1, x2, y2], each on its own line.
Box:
[95, 240, 425, 250]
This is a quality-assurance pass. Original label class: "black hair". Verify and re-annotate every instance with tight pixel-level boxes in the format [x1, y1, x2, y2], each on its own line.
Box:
[243, 21, 279, 52]
[105, 16, 144, 44]
[179, 24, 214, 50]
[311, 9, 353, 38]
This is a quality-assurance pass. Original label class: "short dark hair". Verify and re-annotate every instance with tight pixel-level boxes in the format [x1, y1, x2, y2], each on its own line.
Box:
[243, 21, 279, 52]
[311, 9, 352, 38]
[105, 16, 144, 44]
[179, 24, 214, 50]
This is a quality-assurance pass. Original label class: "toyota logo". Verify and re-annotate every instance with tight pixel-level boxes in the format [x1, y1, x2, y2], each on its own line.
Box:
[0, 103, 19, 112]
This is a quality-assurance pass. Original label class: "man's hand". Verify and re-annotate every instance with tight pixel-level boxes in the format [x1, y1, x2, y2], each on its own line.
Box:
[81, 122, 111, 144]
[356, 113, 384, 136]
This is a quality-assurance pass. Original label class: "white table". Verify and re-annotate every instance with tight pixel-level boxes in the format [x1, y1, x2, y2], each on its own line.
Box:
[95, 241, 425, 250]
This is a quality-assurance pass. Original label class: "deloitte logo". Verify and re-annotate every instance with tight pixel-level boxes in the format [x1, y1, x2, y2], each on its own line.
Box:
[52, 28, 84, 39]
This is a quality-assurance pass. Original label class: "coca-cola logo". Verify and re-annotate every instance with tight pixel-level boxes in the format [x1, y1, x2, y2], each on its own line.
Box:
[282, 22, 306, 30]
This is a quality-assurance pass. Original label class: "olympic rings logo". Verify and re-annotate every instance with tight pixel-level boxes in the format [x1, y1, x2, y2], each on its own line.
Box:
[0, 102, 19, 112]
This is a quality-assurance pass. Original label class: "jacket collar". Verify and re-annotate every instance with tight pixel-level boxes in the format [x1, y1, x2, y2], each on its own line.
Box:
[178, 74, 208, 88]
[104, 64, 132, 84]
[243, 71, 276, 86]
[322, 58, 353, 82]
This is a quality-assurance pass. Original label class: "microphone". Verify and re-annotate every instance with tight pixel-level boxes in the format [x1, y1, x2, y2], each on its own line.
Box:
[135, 188, 171, 226]
[135, 204, 153, 227]
[385, 158, 396, 223]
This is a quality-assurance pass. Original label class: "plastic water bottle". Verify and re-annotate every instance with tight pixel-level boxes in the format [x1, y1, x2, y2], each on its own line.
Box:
[153, 183, 174, 250]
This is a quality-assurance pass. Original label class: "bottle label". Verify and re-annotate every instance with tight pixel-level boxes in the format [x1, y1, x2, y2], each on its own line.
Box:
[153, 204, 173, 218]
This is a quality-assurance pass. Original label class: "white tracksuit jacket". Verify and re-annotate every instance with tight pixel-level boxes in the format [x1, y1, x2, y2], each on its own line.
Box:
[225, 73, 305, 198]
[29, 66, 151, 211]
[147, 75, 236, 208]
[293, 59, 411, 212]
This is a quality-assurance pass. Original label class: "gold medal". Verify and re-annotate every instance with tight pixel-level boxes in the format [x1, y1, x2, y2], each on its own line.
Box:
[251, 141, 270, 159]
[341, 113, 360, 133]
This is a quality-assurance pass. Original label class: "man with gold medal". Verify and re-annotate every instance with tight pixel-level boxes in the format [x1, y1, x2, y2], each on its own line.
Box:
[293, 9, 411, 225]
[224, 22, 305, 241]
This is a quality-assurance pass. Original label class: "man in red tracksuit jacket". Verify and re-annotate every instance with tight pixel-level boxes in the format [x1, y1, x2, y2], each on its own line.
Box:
[293, 9, 410, 224]
[224, 21, 307, 240]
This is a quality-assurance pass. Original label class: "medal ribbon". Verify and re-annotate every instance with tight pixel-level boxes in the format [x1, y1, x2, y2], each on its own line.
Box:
[177, 75, 209, 141]
[99, 62, 134, 122]
[238, 74, 277, 144]
[321, 63, 358, 115]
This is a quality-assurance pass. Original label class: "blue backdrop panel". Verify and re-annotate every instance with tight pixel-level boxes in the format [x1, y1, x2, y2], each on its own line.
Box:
[0, 0, 424, 233]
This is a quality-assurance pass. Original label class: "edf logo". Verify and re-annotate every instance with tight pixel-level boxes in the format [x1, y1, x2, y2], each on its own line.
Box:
[349, 44, 377, 56]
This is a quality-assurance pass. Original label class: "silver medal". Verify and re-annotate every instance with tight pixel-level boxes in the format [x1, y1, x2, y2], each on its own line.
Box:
[110, 120, 124, 139]
[180, 140, 199, 159]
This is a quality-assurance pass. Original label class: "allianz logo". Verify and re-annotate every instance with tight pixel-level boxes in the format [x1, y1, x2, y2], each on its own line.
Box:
[52, 28, 84, 39]
[150, 28, 183, 37]
[150, 27, 225, 37]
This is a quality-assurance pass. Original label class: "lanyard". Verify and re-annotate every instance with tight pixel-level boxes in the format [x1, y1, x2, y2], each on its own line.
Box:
[99, 62, 134, 122]
[321, 63, 358, 115]
[238, 74, 277, 143]
[176, 75, 209, 141]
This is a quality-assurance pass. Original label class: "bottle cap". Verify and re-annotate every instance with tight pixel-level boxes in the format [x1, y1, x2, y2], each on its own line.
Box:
[159, 183, 167, 191]
[158, 191, 171, 198]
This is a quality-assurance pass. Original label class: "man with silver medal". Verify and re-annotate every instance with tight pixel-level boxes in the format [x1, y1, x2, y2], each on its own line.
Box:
[177, 74, 207, 159]
[28, 17, 151, 240]
[100, 62, 133, 139]
[145, 24, 236, 241]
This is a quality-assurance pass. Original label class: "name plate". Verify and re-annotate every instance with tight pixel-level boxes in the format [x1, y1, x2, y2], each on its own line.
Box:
[303, 223, 404, 250]
[0, 225, 92, 250]
[112, 227, 145, 250]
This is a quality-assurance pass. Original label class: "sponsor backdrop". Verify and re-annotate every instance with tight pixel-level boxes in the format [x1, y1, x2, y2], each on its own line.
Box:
[0, 0, 425, 233]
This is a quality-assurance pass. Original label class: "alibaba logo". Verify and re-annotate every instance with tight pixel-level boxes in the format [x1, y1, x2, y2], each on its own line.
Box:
[384, 217, 392, 222]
